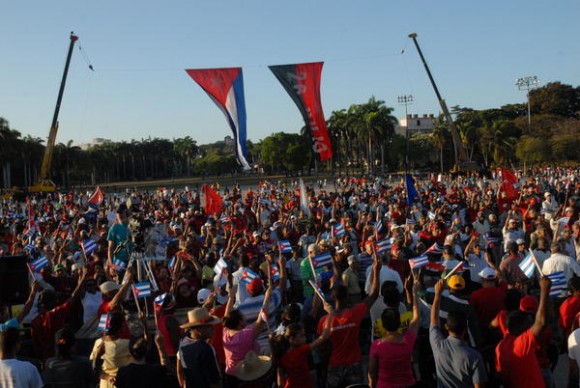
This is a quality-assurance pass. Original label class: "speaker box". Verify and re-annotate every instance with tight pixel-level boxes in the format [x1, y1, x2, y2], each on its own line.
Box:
[0, 255, 30, 305]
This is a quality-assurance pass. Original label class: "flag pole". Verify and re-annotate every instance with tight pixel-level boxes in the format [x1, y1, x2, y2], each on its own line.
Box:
[131, 285, 142, 315]
[528, 249, 544, 277]
[444, 261, 464, 280]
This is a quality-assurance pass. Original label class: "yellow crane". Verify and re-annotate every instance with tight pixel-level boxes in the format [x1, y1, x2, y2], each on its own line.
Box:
[29, 32, 78, 193]
[408, 32, 481, 173]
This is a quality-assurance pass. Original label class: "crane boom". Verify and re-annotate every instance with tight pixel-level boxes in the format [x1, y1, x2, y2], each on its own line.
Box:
[30, 32, 78, 193]
[408, 33, 471, 168]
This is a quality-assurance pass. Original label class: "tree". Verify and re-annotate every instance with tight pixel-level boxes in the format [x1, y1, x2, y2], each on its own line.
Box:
[430, 116, 448, 173]
[530, 82, 580, 118]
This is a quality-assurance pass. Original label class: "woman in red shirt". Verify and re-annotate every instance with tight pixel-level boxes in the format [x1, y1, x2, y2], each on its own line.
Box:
[271, 304, 333, 388]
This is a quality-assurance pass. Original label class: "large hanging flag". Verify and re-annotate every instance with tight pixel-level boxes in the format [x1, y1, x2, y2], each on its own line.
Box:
[299, 179, 310, 217]
[404, 174, 418, 206]
[185, 68, 251, 169]
[269, 62, 332, 161]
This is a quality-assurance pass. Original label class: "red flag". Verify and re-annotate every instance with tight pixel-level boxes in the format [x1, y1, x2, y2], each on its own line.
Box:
[89, 186, 104, 207]
[500, 169, 519, 200]
[203, 185, 223, 215]
[269, 62, 333, 161]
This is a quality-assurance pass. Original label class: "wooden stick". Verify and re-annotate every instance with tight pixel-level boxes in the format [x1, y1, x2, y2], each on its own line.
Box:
[444, 261, 465, 280]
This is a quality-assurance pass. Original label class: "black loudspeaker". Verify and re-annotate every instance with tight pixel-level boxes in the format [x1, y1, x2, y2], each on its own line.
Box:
[0, 255, 30, 305]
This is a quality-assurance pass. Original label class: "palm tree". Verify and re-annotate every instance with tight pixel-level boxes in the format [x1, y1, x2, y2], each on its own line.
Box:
[21, 136, 45, 187]
[430, 117, 447, 173]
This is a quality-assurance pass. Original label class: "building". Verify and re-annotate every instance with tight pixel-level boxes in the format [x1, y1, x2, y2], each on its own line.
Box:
[79, 138, 112, 150]
[395, 114, 435, 136]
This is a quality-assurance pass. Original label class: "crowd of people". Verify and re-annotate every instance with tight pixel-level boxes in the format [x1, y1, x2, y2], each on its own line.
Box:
[0, 166, 580, 387]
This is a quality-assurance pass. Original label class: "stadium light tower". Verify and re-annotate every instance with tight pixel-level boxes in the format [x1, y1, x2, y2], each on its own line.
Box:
[515, 76, 539, 132]
[398, 95, 413, 172]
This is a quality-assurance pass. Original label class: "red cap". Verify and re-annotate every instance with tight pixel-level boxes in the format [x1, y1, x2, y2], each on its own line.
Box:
[519, 295, 539, 314]
[247, 278, 264, 296]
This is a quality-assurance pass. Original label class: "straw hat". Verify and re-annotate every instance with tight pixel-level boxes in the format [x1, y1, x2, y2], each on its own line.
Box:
[99, 281, 121, 294]
[233, 351, 272, 381]
[180, 307, 221, 329]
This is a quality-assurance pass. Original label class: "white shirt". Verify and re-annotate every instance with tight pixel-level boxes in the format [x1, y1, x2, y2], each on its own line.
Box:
[82, 291, 103, 324]
[364, 266, 404, 295]
[0, 359, 43, 388]
[542, 252, 580, 282]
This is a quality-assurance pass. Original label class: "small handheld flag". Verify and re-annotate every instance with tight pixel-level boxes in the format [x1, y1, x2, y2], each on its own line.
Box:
[98, 314, 111, 331]
[82, 239, 97, 256]
[269, 264, 280, 282]
[425, 242, 444, 255]
[240, 268, 259, 284]
[279, 240, 292, 254]
[213, 257, 228, 275]
[133, 282, 152, 298]
[375, 239, 392, 254]
[333, 224, 346, 238]
[168, 256, 176, 273]
[519, 252, 536, 278]
[311, 252, 332, 269]
[112, 259, 127, 272]
[547, 272, 566, 297]
[308, 279, 327, 302]
[154, 293, 167, 306]
[30, 256, 49, 272]
[444, 261, 465, 280]
[409, 255, 429, 269]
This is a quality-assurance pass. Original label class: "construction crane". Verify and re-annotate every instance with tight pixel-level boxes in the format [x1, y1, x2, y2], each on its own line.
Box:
[29, 32, 78, 193]
[408, 33, 480, 172]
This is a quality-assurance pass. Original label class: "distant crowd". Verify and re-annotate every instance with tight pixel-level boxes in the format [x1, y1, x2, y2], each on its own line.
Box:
[1, 166, 580, 388]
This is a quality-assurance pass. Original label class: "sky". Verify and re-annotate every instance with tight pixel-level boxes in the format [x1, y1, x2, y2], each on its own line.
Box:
[2, 1, 579, 147]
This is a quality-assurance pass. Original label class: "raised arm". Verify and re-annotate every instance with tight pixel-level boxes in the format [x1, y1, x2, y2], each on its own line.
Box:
[408, 279, 422, 334]
[362, 249, 382, 309]
[15, 281, 40, 323]
[430, 279, 445, 327]
[108, 266, 134, 311]
[531, 276, 550, 338]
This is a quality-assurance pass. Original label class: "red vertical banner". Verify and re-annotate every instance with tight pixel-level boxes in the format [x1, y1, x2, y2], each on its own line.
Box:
[203, 185, 223, 215]
[269, 62, 332, 161]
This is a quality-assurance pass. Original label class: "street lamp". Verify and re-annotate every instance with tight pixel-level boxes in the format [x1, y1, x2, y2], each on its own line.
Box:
[515, 76, 539, 133]
[398, 95, 413, 172]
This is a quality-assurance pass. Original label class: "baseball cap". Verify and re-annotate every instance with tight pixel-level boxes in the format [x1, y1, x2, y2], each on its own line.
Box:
[247, 278, 264, 296]
[478, 267, 496, 280]
[447, 275, 465, 290]
[519, 295, 539, 314]
[197, 288, 212, 304]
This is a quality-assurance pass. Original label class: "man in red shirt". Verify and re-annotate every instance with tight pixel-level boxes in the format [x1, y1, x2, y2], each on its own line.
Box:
[31, 270, 86, 363]
[495, 276, 551, 387]
[560, 277, 580, 337]
[470, 267, 506, 345]
[317, 249, 381, 388]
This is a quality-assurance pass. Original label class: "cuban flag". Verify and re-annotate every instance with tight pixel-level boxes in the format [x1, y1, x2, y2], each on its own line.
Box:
[88, 186, 105, 210]
[154, 293, 167, 307]
[269, 264, 280, 282]
[98, 314, 111, 331]
[425, 242, 444, 255]
[308, 279, 327, 301]
[186, 68, 251, 170]
[30, 256, 49, 272]
[547, 272, 567, 297]
[518, 252, 536, 278]
[375, 239, 392, 254]
[240, 268, 260, 284]
[24, 244, 36, 254]
[82, 239, 97, 256]
[213, 257, 228, 275]
[407, 218, 416, 225]
[311, 252, 332, 269]
[333, 224, 346, 238]
[168, 256, 176, 273]
[220, 214, 231, 223]
[425, 261, 446, 273]
[409, 255, 429, 269]
[112, 259, 127, 271]
[375, 220, 384, 234]
[279, 240, 292, 254]
[133, 282, 152, 298]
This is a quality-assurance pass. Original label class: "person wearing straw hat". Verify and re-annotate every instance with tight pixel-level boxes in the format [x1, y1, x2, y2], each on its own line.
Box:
[176, 307, 221, 388]
[232, 351, 273, 387]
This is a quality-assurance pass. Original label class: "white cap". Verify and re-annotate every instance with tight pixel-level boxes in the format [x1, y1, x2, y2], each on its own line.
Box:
[478, 267, 496, 280]
[197, 288, 212, 304]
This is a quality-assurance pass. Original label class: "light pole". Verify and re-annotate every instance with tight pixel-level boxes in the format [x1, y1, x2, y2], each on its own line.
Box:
[398, 95, 413, 172]
[515, 76, 539, 133]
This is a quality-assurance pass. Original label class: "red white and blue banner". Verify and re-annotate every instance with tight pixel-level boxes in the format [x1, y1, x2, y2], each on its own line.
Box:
[185, 68, 251, 170]
[269, 62, 333, 161]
